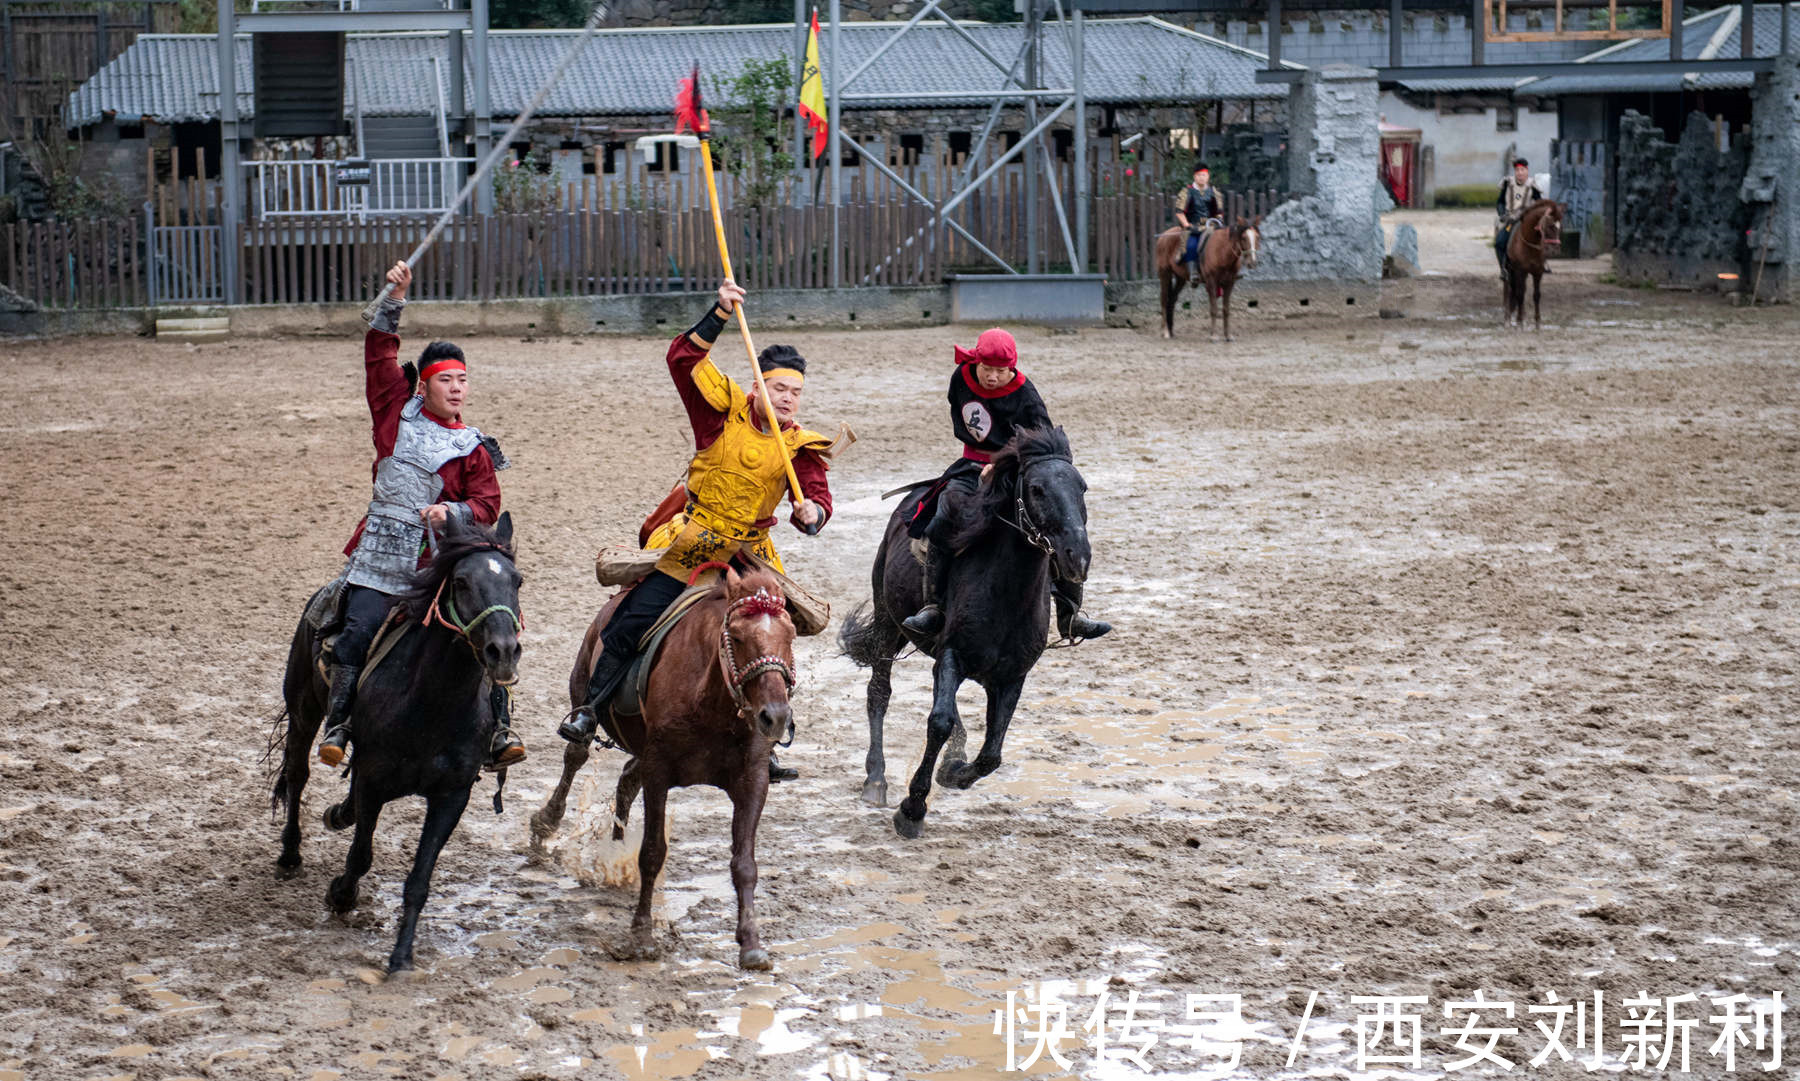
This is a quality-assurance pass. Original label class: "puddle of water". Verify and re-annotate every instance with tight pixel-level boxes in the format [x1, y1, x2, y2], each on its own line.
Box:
[492, 967, 557, 992]
[597, 1026, 725, 1080]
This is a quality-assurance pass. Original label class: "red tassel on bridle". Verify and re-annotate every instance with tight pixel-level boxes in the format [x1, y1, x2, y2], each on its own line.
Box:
[674, 63, 710, 135]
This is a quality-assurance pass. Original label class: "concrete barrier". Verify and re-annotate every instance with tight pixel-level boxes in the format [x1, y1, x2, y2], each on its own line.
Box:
[3, 278, 1392, 340]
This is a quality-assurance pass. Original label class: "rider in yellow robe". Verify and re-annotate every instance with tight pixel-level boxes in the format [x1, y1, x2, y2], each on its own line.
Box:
[559, 279, 833, 752]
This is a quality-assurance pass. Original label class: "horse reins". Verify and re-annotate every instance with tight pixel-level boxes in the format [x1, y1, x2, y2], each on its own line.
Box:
[717, 589, 797, 731]
[421, 549, 524, 684]
[998, 459, 1057, 555]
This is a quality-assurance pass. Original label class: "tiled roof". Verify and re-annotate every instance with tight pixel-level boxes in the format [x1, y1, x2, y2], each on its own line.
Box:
[1526, 4, 1791, 95]
[68, 17, 1286, 129]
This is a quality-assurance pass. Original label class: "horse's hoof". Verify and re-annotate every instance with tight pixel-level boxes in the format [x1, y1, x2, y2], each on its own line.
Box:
[935, 758, 965, 786]
[944, 766, 979, 791]
[275, 857, 302, 880]
[528, 809, 561, 841]
[893, 809, 925, 840]
[739, 947, 772, 971]
[323, 804, 353, 832]
[1224, 335, 1235, 343]
[326, 880, 360, 913]
[861, 779, 888, 807]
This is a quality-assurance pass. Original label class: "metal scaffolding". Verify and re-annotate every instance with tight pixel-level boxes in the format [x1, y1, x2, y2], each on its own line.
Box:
[215, 0, 491, 303]
[818, 0, 1091, 286]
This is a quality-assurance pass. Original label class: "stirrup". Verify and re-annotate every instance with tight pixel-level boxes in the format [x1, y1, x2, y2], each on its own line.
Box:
[487, 729, 526, 771]
[901, 604, 944, 636]
[558, 705, 600, 745]
[1062, 614, 1113, 641]
[318, 724, 351, 767]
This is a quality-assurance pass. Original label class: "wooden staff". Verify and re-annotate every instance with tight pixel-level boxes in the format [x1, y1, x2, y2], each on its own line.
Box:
[679, 68, 806, 507]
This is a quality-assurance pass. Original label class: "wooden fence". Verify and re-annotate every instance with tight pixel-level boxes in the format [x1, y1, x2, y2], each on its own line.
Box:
[0, 215, 144, 307]
[0, 188, 1288, 309]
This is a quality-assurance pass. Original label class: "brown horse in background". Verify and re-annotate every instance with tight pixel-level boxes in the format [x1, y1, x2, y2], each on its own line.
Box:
[530, 566, 797, 970]
[1503, 200, 1564, 330]
[1155, 216, 1262, 341]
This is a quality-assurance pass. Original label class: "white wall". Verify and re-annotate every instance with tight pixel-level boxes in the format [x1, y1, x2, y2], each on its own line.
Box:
[1379, 90, 1557, 194]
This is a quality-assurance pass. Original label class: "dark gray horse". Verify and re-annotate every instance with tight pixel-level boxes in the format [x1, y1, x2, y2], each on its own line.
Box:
[271, 513, 522, 973]
[840, 429, 1092, 838]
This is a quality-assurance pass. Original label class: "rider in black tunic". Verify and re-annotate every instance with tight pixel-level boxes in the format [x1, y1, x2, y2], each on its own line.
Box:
[901, 328, 1111, 642]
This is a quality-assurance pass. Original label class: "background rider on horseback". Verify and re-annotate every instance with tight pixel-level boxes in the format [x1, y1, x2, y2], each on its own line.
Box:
[1176, 163, 1225, 270]
[1494, 158, 1544, 272]
[558, 280, 834, 766]
[318, 261, 522, 770]
[901, 328, 1111, 644]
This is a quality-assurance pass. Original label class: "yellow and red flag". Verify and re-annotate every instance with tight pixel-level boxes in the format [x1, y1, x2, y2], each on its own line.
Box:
[797, 9, 828, 159]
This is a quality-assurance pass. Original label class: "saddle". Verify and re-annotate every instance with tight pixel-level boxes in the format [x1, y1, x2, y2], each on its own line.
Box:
[308, 575, 411, 691]
[592, 546, 830, 636]
[584, 580, 717, 752]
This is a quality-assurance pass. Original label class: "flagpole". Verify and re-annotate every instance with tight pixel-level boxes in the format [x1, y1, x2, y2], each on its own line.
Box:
[794, 0, 807, 202]
[829, 0, 842, 289]
[678, 71, 807, 508]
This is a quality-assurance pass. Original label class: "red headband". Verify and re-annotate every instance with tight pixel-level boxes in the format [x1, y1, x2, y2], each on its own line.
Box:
[953, 327, 1018, 369]
[420, 356, 466, 381]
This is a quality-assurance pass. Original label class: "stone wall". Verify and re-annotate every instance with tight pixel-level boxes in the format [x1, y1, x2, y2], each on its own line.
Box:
[1613, 110, 1749, 289]
[1253, 66, 1383, 284]
[1738, 53, 1800, 302]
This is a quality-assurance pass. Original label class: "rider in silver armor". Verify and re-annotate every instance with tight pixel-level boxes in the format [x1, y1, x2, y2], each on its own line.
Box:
[318, 262, 522, 770]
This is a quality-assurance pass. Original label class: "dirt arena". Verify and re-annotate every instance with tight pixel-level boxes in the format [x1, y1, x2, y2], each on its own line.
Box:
[2, 246, 1797, 1079]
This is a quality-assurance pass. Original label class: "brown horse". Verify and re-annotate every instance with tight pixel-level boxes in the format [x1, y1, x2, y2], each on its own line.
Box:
[1502, 200, 1564, 330]
[530, 566, 796, 970]
[1154, 216, 1262, 341]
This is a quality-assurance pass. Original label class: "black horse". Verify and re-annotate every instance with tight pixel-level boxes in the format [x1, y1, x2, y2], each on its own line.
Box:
[271, 512, 522, 973]
[840, 428, 1092, 838]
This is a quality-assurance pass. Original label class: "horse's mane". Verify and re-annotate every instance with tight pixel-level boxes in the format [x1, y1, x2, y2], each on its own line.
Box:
[949, 427, 1073, 550]
[394, 520, 516, 622]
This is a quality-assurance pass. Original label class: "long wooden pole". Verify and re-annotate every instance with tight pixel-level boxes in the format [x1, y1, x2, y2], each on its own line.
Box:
[697, 134, 806, 506]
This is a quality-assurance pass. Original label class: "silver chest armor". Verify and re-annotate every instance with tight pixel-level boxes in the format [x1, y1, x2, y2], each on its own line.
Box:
[344, 396, 486, 593]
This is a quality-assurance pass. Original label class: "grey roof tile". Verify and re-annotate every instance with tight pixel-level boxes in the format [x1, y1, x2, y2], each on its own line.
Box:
[69, 17, 1285, 129]
[1527, 3, 1785, 95]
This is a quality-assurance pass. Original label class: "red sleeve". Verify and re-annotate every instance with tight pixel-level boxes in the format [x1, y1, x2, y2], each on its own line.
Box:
[789, 449, 832, 530]
[344, 330, 413, 556]
[365, 329, 411, 459]
[666, 331, 727, 450]
[441, 445, 501, 526]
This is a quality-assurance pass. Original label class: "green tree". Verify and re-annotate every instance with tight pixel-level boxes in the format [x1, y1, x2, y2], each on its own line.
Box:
[708, 56, 795, 210]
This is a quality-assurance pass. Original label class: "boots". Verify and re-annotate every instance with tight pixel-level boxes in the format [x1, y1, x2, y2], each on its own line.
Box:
[901, 542, 951, 638]
[1053, 581, 1112, 641]
[487, 683, 526, 771]
[558, 646, 633, 744]
[317, 663, 361, 767]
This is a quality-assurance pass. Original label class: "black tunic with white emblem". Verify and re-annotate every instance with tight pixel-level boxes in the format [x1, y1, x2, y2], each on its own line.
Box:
[947, 365, 1052, 463]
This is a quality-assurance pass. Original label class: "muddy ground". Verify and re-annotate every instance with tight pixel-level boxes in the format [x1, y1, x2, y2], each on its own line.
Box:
[1, 255, 1796, 1080]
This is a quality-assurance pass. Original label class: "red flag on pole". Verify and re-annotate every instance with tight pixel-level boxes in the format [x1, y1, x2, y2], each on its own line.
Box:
[675, 63, 710, 135]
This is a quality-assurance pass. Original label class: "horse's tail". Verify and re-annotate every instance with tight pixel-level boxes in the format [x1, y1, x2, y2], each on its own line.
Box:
[837, 601, 889, 669]
[265, 705, 293, 816]
[265, 614, 312, 816]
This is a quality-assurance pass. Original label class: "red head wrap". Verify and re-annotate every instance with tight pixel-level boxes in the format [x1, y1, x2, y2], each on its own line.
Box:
[953, 327, 1018, 369]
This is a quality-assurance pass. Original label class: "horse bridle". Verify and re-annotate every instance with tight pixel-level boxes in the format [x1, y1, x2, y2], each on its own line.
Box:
[999, 459, 1057, 556]
[421, 548, 524, 683]
[717, 589, 797, 732]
